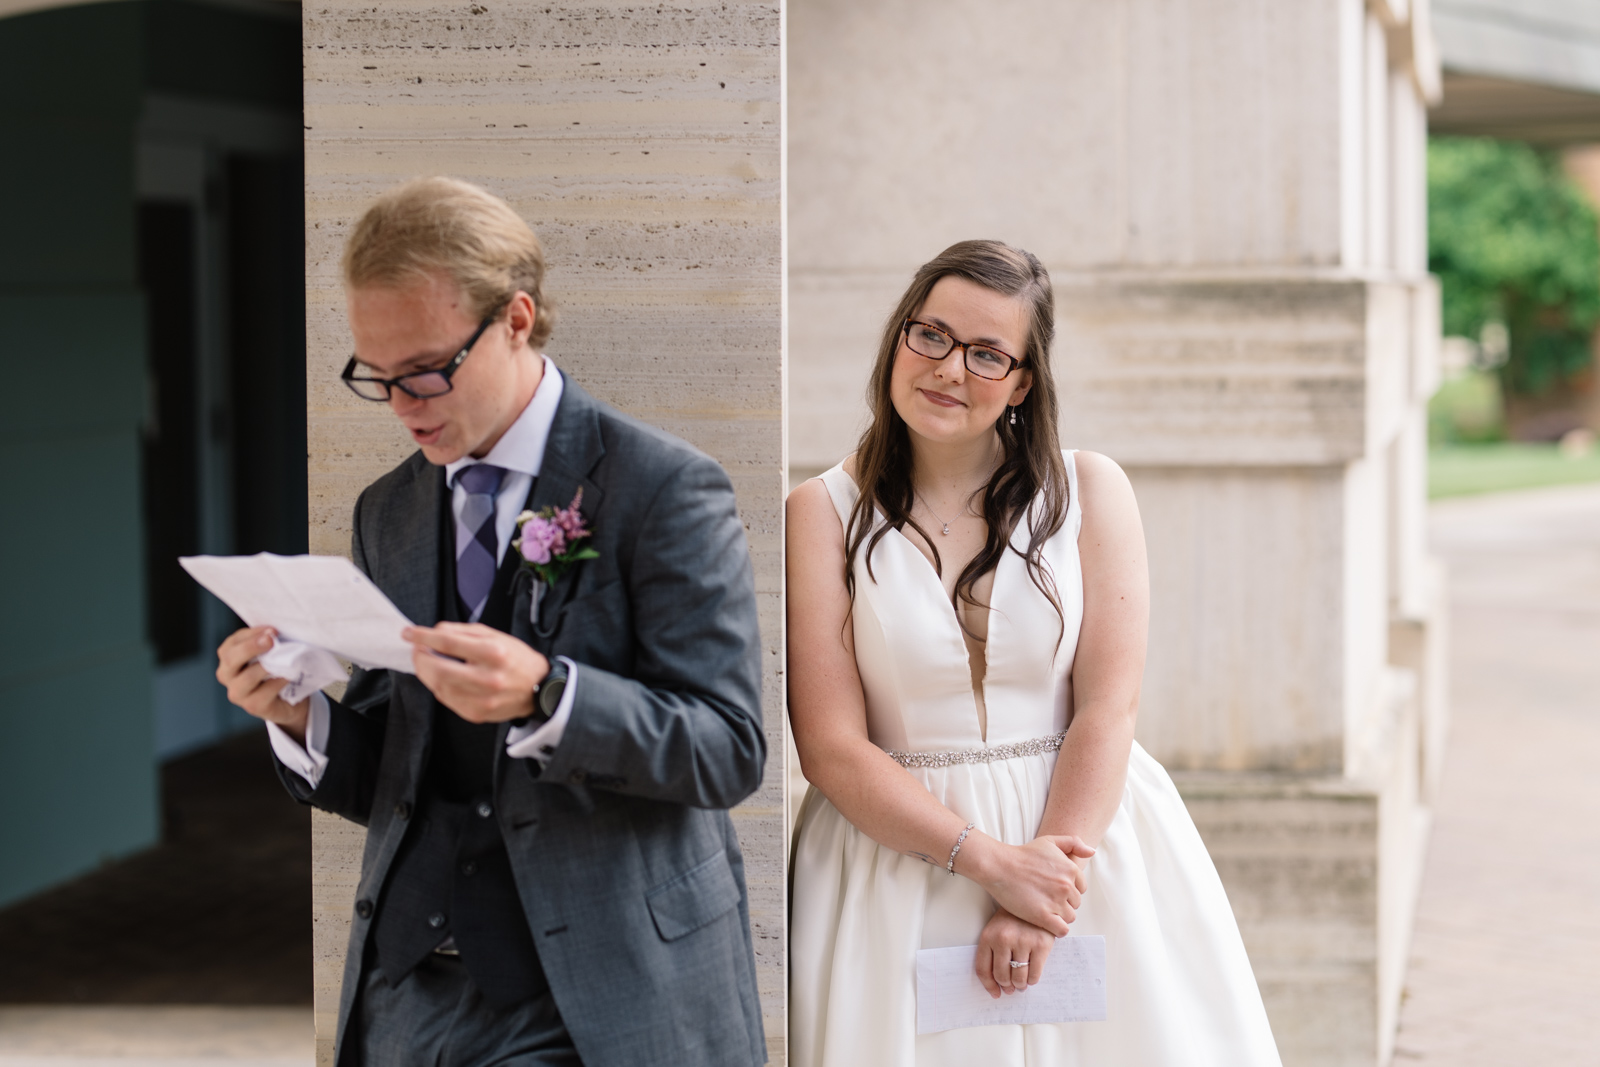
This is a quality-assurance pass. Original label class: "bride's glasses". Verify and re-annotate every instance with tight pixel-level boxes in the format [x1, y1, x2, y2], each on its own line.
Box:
[902, 320, 1025, 380]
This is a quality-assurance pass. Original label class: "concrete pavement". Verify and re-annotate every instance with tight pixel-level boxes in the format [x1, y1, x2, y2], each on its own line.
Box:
[1393, 483, 1600, 1064]
[0, 1007, 309, 1066]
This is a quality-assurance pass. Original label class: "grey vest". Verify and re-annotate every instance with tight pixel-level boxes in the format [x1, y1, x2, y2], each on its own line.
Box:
[369, 487, 546, 1007]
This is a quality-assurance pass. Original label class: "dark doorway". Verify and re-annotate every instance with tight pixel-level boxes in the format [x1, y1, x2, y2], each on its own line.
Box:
[229, 152, 308, 560]
[139, 201, 202, 665]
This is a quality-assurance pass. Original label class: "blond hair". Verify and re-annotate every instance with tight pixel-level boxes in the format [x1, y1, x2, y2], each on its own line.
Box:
[343, 176, 555, 347]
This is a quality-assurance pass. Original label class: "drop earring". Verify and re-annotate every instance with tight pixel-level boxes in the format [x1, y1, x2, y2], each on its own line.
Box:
[1008, 406, 1018, 426]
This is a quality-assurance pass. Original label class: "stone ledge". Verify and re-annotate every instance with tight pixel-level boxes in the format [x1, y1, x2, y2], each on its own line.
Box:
[1056, 274, 1431, 466]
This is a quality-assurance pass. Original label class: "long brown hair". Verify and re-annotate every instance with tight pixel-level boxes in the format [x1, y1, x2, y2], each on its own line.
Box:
[844, 240, 1069, 643]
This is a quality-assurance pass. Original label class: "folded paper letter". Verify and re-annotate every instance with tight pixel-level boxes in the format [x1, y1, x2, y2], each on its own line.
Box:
[915, 935, 1106, 1033]
[180, 554, 418, 701]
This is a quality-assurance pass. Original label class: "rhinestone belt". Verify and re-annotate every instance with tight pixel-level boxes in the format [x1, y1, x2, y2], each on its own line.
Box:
[886, 732, 1067, 769]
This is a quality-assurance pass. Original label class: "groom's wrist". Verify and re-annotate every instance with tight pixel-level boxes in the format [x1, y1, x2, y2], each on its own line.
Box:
[513, 658, 568, 728]
[267, 699, 311, 745]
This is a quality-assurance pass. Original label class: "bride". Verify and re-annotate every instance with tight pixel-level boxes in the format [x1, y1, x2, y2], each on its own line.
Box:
[787, 240, 1282, 1065]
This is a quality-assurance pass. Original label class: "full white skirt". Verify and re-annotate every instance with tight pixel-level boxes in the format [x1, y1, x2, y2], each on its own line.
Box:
[788, 742, 1283, 1066]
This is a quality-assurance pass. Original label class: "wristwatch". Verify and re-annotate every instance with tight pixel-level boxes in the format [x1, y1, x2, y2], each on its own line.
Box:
[530, 659, 569, 725]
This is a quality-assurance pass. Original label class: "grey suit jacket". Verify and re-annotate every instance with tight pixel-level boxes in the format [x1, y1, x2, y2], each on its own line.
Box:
[280, 376, 767, 1066]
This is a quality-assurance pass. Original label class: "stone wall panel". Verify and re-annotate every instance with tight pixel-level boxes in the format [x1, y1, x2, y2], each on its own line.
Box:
[303, 3, 782, 1063]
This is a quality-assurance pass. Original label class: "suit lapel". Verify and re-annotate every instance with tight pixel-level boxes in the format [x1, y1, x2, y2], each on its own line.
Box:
[383, 460, 447, 629]
[527, 374, 606, 526]
[521, 376, 607, 625]
[496, 374, 606, 788]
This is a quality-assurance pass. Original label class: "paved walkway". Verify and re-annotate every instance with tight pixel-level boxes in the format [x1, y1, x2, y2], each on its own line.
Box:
[0, 1006, 309, 1066]
[1394, 484, 1600, 1063]
[0, 733, 313, 1064]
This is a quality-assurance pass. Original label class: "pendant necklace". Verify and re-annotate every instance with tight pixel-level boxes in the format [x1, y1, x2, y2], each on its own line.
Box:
[915, 490, 976, 536]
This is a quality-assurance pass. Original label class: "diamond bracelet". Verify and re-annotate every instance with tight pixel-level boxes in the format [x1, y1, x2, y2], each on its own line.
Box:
[946, 822, 975, 876]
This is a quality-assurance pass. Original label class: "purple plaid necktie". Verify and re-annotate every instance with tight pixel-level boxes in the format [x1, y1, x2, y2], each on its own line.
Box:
[454, 463, 507, 622]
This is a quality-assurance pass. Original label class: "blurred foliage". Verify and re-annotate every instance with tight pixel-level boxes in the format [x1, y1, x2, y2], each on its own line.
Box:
[1428, 137, 1600, 396]
[1428, 367, 1504, 444]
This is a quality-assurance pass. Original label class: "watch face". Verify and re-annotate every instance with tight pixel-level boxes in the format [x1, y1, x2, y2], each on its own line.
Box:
[539, 678, 566, 718]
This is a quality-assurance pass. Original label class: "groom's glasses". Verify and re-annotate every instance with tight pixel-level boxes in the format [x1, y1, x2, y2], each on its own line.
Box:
[341, 309, 501, 402]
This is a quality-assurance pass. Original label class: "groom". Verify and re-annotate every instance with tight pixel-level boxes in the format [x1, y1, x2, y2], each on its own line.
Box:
[214, 177, 767, 1066]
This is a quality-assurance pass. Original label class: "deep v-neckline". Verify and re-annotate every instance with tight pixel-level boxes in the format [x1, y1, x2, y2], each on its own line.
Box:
[886, 523, 994, 642]
[886, 522, 997, 738]
[838, 464, 1004, 655]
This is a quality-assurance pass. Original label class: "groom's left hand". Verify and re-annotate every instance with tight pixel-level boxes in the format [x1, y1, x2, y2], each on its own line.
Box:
[404, 622, 551, 724]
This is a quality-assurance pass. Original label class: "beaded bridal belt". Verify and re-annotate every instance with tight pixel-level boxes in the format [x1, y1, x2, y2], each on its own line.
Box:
[885, 732, 1067, 769]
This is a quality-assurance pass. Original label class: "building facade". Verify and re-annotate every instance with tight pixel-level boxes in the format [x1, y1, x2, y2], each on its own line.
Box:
[789, 2, 1443, 1063]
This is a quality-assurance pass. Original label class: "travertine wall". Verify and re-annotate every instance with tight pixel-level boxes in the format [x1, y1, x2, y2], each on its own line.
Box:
[302, 4, 783, 1063]
[789, 1, 1442, 1063]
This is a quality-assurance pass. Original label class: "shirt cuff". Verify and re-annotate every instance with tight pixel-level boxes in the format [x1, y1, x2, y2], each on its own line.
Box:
[506, 657, 577, 764]
[266, 691, 331, 788]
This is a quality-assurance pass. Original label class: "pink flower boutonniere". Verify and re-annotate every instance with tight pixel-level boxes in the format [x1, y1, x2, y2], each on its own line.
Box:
[514, 488, 600, 586]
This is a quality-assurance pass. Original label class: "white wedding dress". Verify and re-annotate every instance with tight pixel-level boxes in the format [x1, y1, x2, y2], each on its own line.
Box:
[789, 453, 1281, 1066]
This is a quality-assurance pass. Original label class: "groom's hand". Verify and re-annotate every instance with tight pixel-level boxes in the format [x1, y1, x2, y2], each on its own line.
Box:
[404, 622, 551, 724]
[216, 626, 310, 741]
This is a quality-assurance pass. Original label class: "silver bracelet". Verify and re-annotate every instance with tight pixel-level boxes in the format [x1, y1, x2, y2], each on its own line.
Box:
[946, 822, 975, 876]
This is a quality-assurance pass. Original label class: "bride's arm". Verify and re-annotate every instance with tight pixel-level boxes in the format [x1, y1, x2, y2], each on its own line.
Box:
[1037, 450, 1149, 849]
[976, 451, 1148, 996]
[787, 477, 1093, 938]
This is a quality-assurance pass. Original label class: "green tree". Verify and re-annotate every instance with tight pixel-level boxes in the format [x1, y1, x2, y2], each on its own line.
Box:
[1428, 137, 1600, 395]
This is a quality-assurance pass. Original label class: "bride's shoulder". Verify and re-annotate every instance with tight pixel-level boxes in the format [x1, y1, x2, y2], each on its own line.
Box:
[787, 480, 848, 575]
[1068, 449, 1126, 486]
[788, 453, 858, 504]
[1068, 450, 1141, 534]
[787, 475, 834, 518]
[787, 454, 856, 549]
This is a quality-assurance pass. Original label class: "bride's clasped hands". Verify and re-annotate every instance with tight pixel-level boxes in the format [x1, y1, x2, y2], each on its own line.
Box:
[954, 832, 1096, 996]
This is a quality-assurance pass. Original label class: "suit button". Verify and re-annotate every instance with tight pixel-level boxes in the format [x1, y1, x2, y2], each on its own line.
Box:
[476, 801, 493, 819]
[461, 861, 478, 877]
[394, 801, 412, 821]
[355, 899, 373, 920]
[568, 770, 584, 784]
[428, 912, 446, 929]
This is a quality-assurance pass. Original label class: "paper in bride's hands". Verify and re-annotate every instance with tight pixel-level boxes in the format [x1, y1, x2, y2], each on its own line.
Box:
[915, 935, 1106, 1034]
[180, 553, 417, 674]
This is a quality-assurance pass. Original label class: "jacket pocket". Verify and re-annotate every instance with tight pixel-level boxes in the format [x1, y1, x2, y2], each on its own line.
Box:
[645, 851, 741, 942]
[535, 578, 624, 644]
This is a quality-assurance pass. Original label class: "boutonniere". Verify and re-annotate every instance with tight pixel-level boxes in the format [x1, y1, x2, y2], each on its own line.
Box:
[514, 488, 600, 586]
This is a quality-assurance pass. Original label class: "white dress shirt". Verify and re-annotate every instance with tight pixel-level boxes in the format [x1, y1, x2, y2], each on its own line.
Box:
[270, 356, 579, 787]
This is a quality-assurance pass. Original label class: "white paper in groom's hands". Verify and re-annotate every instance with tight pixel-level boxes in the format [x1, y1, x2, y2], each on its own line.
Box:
[258, 639, 348, 705]
[180, 553, 417, 674]
[915, 935, 1107, 1034]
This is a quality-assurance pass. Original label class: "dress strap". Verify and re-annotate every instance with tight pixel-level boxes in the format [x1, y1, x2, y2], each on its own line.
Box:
[816, 463, 860, 530]
[1063, 448, 1083, 540]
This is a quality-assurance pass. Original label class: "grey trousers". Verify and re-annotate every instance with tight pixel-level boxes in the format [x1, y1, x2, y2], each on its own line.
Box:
[355, 955, 582, 1067]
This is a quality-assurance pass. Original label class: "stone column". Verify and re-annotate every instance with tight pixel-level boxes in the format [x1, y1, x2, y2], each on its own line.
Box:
[789, 1, 1444, 1063]
[302, 4, 783, 1063]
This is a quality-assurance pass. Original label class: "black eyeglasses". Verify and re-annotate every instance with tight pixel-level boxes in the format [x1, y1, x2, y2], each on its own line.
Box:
[341, 311, 500, 401]
[902, 320, 1026, 380]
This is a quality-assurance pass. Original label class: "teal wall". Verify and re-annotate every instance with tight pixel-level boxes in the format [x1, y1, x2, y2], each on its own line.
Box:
[0, 296, 154, 904]
[0, 1, 300, 908]
[0, 5, 153, 908]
